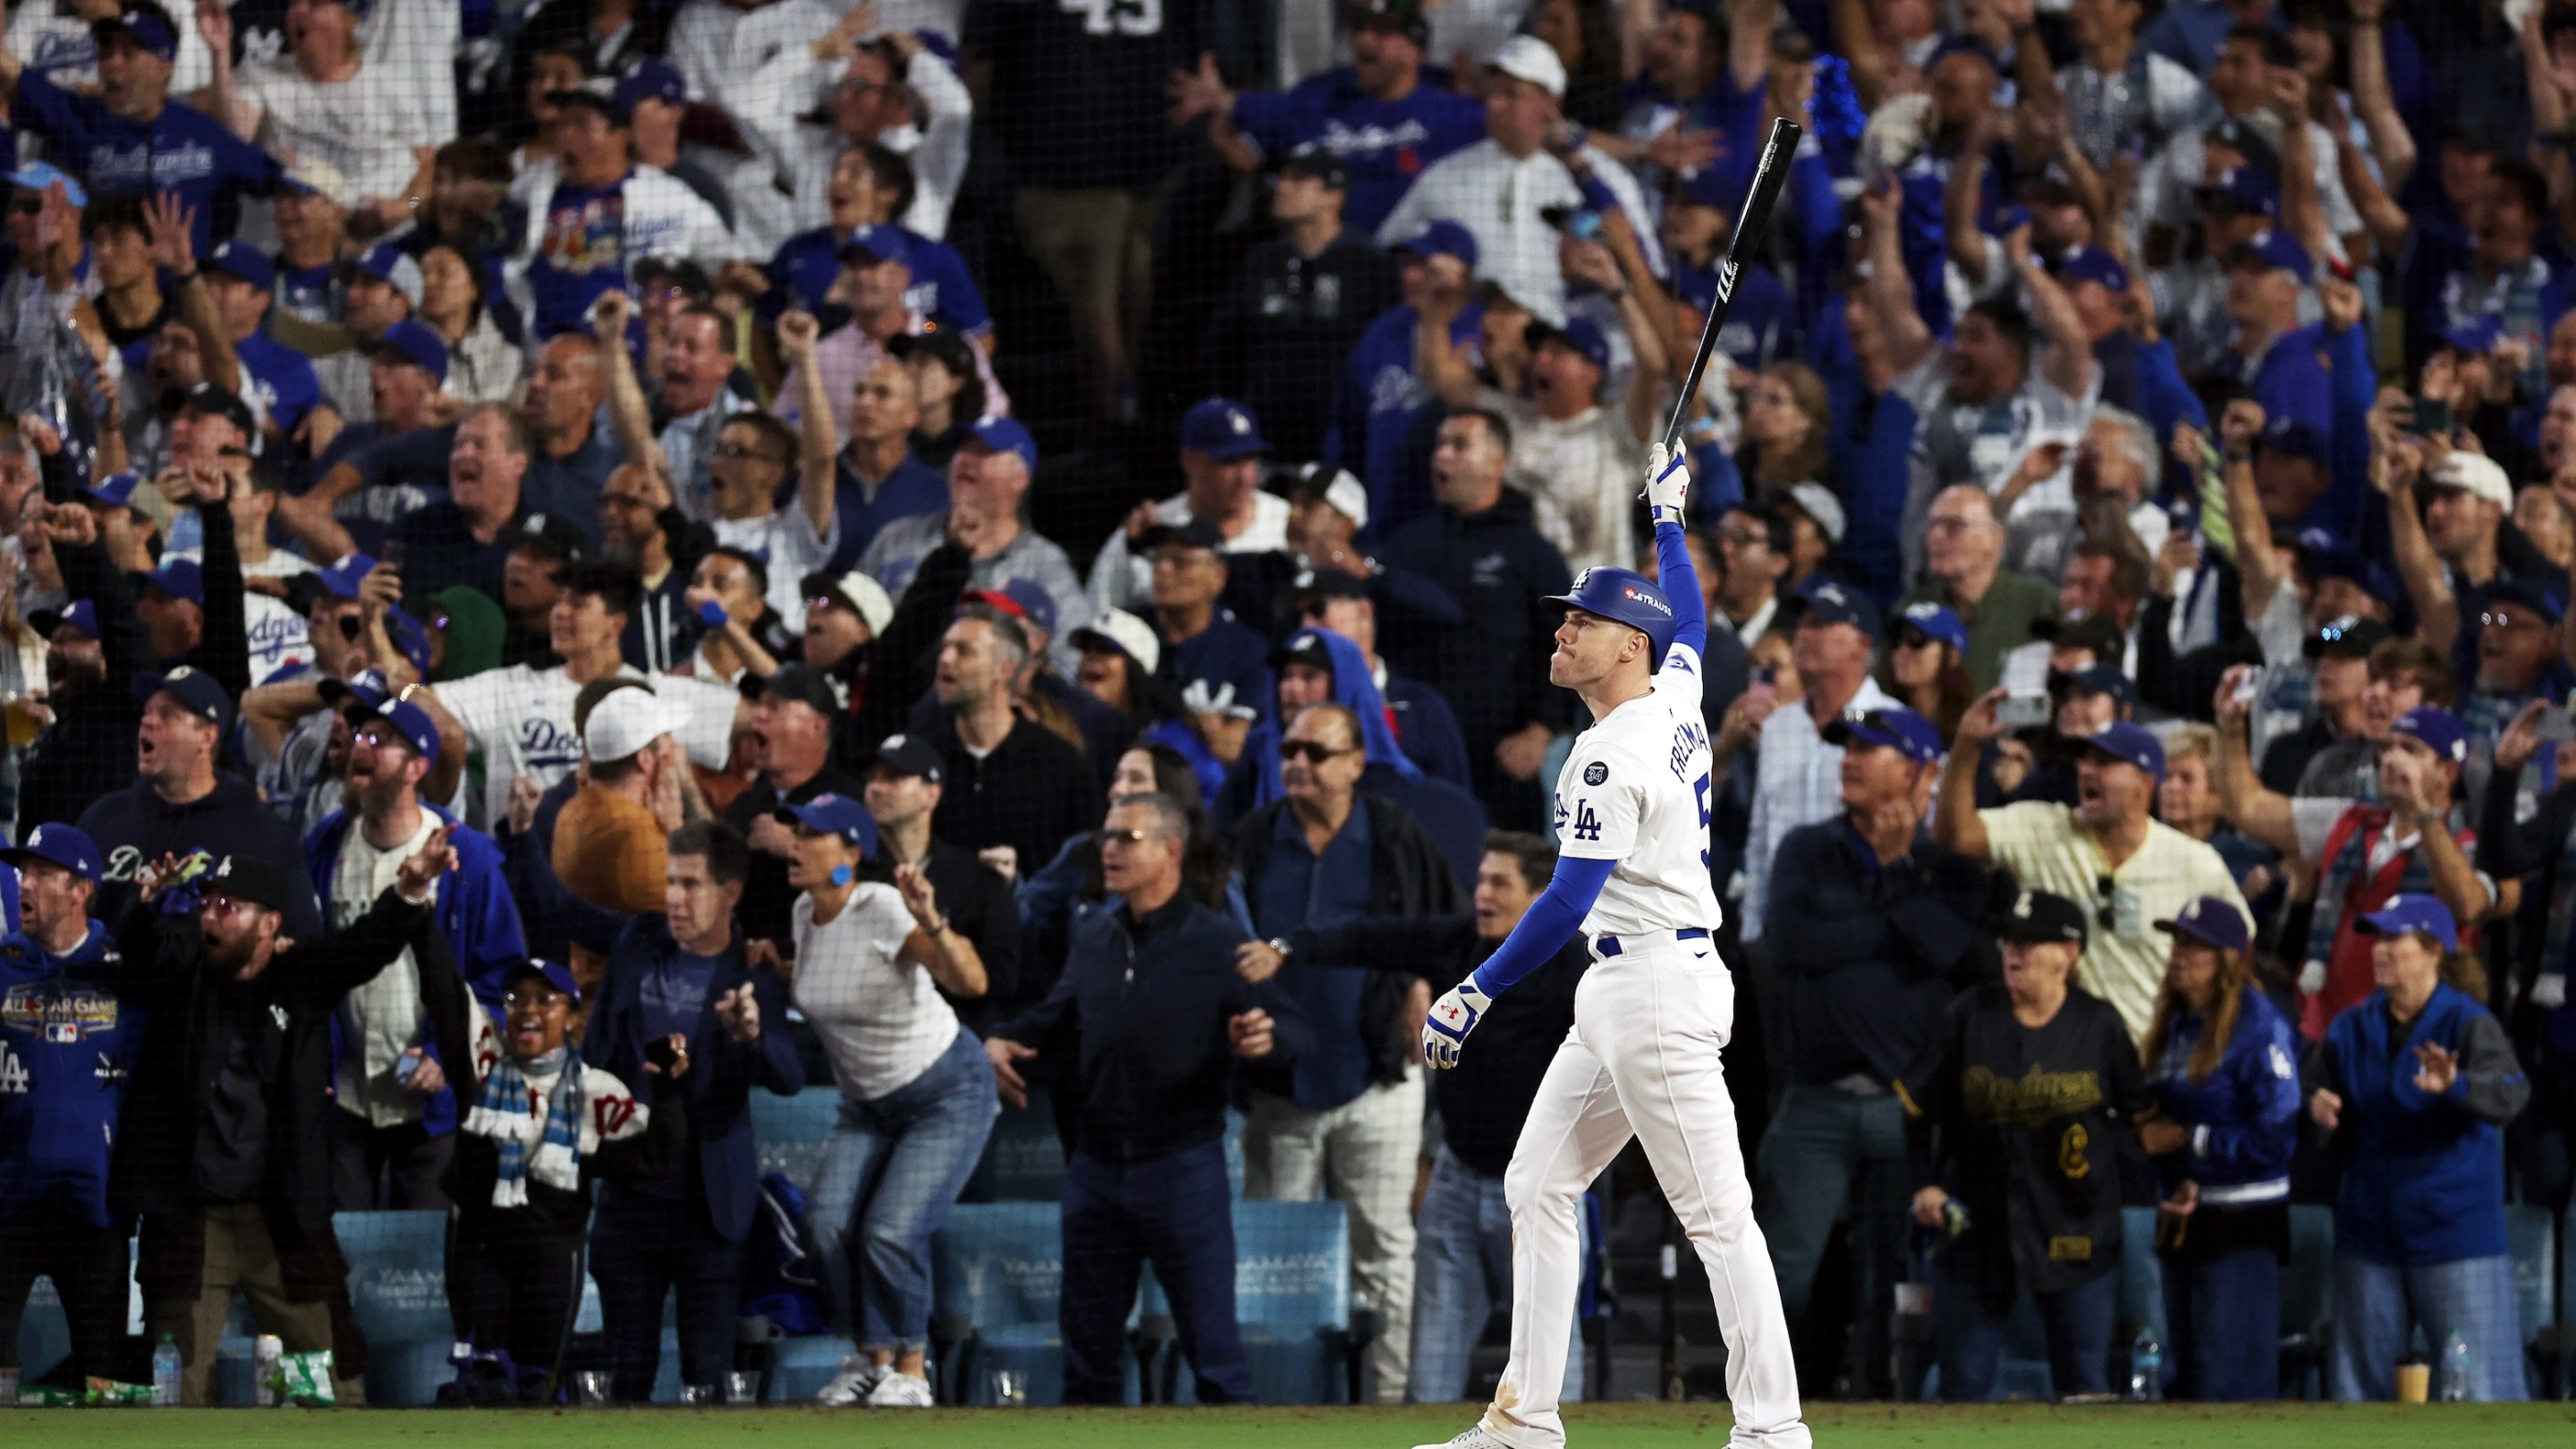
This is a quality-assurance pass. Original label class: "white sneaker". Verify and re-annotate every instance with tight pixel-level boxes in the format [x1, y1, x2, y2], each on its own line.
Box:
[813, 1356, 885, 1407]
[1412, 1428, 1509, 1449]
[865, 1370, 935, 1408]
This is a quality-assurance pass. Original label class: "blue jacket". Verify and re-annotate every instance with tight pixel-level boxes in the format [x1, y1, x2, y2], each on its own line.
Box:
[305, 806, 527, 1138]
[2147, 985, 2301, 1203]
[0, 922, 132, 1226]
[587, 915, 805, 1242]
[2318, 984, 2529, 1267]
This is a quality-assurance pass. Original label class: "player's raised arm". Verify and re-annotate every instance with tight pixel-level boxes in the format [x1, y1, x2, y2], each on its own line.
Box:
[1421, 855, 1617, 1069]
[1645, 443, 1707, 662]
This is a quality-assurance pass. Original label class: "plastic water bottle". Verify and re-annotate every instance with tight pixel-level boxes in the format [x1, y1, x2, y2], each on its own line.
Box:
[2441, 1331, 2472, 1402]
[252, 1335, 282, 1407]
[2128, 1325, 2163, 1402]
[152, 1335, 182, 1406]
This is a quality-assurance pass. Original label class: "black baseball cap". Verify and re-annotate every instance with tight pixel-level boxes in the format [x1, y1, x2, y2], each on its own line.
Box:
[1281, 143, 1351, 191]
[511, 510, 587, 564]
[206, 854, 298, 914]
[757, 663, 841, 719]
[869, 733, 944, 783]
[179, 384, 257, 438]
[2304, 613, 2391, 660]
[1140, 518, 1227, 555]
[132, 665, 233, 733]
[1997, 888, 2089, 948]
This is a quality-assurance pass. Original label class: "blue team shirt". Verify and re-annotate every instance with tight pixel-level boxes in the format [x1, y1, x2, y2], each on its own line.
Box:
[2238, 326, 2334, 436]
[529, 174, 631, 340]
[763, 225, 992, 338]
[0, 922, 134, 1227]
[1231, 71, 1487, 233]
[276, 259, 336, 323]
[1323, 301, 1482, 536]
[11, 76, 281, 254]
[237, 330, 322, 436]
[1669, 258, 1801, 370]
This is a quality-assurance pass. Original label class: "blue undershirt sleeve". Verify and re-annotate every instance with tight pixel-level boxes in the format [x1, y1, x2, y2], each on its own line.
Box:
[1657, 520, 1707, 659]
[1468, 855, 1615, 996]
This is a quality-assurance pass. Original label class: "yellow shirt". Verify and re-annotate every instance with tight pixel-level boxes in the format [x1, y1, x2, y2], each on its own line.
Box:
[1978, 802, 2250, 1042]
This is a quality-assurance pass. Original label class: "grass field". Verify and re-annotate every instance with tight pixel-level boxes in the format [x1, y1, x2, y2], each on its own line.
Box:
[3, 1402, 2572, 1449]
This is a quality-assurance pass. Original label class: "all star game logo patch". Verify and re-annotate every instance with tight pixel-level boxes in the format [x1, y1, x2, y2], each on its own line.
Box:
[1583, 762, 1608, 786]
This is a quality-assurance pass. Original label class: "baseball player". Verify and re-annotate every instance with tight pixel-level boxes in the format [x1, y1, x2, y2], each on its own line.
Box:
[1412, 445, 1806, 1449]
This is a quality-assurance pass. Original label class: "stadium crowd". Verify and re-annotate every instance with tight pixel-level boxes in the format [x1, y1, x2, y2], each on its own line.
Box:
[0, 0, 2571, 1415]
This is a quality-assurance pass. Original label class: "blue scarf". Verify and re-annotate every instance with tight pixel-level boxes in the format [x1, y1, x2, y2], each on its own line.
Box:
[464, 1045, 584, 1207]
[1249, 627, 1424, 809]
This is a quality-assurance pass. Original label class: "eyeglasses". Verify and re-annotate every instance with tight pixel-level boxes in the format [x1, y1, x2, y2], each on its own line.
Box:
[2094, 874, 2118, 932]
[713, 441, 782, 466]
[1280, 741, 1353, 764]
[1894, 630, 1939, 650]
[2479, 610, 2542, 631]
[504, 990, 572, 1011]
[1101, 827, 1164, 845]
[336, 615, 363, 640]
[1716, 527, 1767, 547]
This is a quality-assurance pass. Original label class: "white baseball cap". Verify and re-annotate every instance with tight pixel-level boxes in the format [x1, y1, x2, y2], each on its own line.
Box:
[584, 687, 685, 763]
[1488, 35, 1567, 98]
[1784, 481, 1847, 546]
[2425, 452, 2512, 511]
[1070, 607, 1162, 675]
[809, 570, 894, 638]
[282, 155, 353, 211]
[1294, 462, 1370, 530]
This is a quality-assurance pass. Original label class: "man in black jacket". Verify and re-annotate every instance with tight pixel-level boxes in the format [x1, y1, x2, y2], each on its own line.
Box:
[1231, 701, 1460, 1402]
[115, 846, 446, 1405]
[1379, 410, 1575, 829]
[1758, 706, 1994, 1396]
[987, 792, 1308, 1407]
[1239, 828, 1588, 1404]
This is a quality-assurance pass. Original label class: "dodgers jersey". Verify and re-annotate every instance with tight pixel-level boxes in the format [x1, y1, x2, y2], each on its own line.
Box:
[1551, 641, 1723, 937]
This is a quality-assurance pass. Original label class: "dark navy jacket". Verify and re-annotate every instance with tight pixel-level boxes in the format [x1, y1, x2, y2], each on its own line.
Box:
[2147, 984, 2301, 1203]
[588, 915, 805, 1242]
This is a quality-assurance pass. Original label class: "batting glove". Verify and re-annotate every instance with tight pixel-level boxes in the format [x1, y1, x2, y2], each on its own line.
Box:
[1644, 442, 1690, 528]
[1422, 977, 1494, 1070]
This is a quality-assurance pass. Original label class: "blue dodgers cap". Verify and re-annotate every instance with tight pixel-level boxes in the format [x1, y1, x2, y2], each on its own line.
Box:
[2485, 576, 2569, 625]
[2257, 415, 2328, 465]
[2156, 894, 2251, 954]
[365, 318, 449, 384]
[1546, 564, 1678, 661]
[1179, 397, 1270, 460]
[2229, 227, 2314, 284]
[614, 57, 687, 114]
[1822, 706, 1944, 766]
[966, 414, 1038, 472]
[86, 469, 146, 512]
[2442, 317, 2504, 356]
[2082, 719, 2166, 783]
[1, 822, 104, 884]
[383, 606, 432, 676]
[317, 668, 392, 713]
[94, 7, 177, 61]
[1892, 600, 1968, 653]
[837, 224, 912, 269]
[2047, 244, 2130, 292]
[7, 161, 86, 209]
[961, 579, 1057, 638]
[29, 598, 98, 640]
[775, 791, 879, 858]
[204, 241, 275, 293]
[1394, 218, 1479, 268]
[353, 693, 441, 764]
[131, 665, 233, 731]
[1792, 578, 1882, 636]
[2356, 893, 2459, 953]
[504, 958, 584, 1007]
[2390, 704, 2470, 765]
[2200, 165, 2279, 218]
[1527, 315, 1612, 371]
[314, 552, 378, 600]
[2051, 660, 2139, 706]
[147, 558, 204, 606]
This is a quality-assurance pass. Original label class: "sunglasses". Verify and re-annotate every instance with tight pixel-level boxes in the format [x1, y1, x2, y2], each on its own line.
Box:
[2094, 874, 2118, 932]
[335, 615, 362, 640]
[1280, 741, 1353, 764]
[1894, 629, 1940, 650]
[9, 198, 40, 216]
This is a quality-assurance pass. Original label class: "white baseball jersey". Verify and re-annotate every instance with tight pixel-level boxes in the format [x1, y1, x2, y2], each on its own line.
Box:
[1551, 640, 1723, 937]
[433, 664, 740, 829]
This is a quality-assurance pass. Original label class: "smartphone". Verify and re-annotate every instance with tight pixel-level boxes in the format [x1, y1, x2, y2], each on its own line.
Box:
[2538, 705, 2576, 744]
[1750, 665, 1775, 687]
[382, 538, 406, 570]
[1996, 690, 2052, 729]
[2411, 394, 2453, 437]
[2233, 666, 2267, 708]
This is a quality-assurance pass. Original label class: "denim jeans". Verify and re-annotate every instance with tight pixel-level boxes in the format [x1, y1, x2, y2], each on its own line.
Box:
[2329, 1252, 2529, 1402]
[1405, 1144, 1585, 1404]
[1753, 1086, 1909, 1394]
[806, 1029, 999, 1353]
[2163, 1245, 2278, 1400]
[1935, 1264, 2120, 1401]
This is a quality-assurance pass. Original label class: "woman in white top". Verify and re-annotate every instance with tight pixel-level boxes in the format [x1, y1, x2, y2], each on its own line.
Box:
[778, 792, 996, 1409]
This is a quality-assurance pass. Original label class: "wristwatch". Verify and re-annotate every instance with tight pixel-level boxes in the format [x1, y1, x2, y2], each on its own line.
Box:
[1266, 937, 1293, 962]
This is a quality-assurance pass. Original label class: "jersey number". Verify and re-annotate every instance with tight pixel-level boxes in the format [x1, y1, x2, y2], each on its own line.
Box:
[1060, 0, 1162, 36]
[1693, 771, 1712, 868]
[0, 1044, 25, 1096]
[1570, 801, 1602, 843]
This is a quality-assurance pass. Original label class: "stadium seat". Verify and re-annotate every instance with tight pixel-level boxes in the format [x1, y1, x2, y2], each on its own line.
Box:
[2278, 1205, 2335, 1399]
[986, 1088, 1069, 1202]
[1232, 1199, 1357, 1406]
[751, 1085, 843, 1191]
[934, 1201, 1070, 1404]
[335, 1209, 455, 1406]
[14, 1276, 71, 1382]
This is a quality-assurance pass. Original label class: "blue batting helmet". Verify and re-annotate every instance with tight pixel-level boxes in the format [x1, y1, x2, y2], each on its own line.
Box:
[1546, 566, 1677, 664]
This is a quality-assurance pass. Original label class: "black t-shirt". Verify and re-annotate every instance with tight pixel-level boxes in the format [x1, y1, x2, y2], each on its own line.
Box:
[194, 994, 283, 1203]
[962, 0, 1199, 188]
[394, 501, 521, 602]
[1205, 234, 1402, 462]
[864, 837, 1025, 1033]
[1899, 982, 2151, 1305]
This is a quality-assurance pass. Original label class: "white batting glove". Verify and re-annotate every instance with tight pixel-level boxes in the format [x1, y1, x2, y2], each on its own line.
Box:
[1644, 441, 1690, 528]
[1422, 977, 1493, 1070]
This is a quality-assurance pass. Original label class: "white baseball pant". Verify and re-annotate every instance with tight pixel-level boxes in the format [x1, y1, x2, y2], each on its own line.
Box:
[1480, 932, 1808, 1448]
